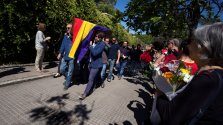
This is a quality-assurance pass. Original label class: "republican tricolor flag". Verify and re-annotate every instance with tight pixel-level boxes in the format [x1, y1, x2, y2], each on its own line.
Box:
[68, 18, 110, 61]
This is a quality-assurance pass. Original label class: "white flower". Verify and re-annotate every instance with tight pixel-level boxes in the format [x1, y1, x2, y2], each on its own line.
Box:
[183, 74, 194, 83]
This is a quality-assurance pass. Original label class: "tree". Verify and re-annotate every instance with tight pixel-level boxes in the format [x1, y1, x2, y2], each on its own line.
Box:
[0, 0, 78, 64]
[0, 0, 135, 64]
[95, 0, 117, 6]
[123, 0, 223, 38]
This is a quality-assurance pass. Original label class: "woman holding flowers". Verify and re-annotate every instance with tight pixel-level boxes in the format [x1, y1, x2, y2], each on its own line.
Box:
[154, 22, 223, 125]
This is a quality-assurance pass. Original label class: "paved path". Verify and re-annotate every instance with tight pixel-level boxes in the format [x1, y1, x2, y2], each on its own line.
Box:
[0, 62, 58, 86]
[0, 74, 154, 125]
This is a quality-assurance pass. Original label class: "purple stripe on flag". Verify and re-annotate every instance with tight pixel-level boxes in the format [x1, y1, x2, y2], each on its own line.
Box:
[76, 25, 110, 61]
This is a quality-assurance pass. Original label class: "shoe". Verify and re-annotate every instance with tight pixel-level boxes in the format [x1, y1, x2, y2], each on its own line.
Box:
[101, 83, 105, 88]
[114, 67, 118, 72]
[107, 79, 111, 82]
[112, 75, 115, 80]
[63, 86, 68, 90]
[36, 69, 42, 72]
[53, 73, 61, 78]
[118, 75, 121, 80]
[79, 94, 86, 100]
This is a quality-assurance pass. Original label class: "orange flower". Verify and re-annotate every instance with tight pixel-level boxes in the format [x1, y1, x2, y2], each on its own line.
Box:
[162, 72, 174, 80]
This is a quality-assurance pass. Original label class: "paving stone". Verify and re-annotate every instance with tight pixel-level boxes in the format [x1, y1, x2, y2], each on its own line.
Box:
[0, 73, 153, 125]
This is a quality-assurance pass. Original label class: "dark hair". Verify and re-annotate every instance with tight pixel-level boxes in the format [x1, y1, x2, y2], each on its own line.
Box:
[179, 39, 191, 56]
[124, 41, 129, 44]
[152, 40, 164, 52]
[96, 32, 104, 39]
[37, 23, 46, 31]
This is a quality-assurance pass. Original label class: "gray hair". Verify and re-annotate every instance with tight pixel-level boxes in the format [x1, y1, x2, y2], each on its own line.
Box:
[170, 38, 181, 47]
[193, 22, 223, 66]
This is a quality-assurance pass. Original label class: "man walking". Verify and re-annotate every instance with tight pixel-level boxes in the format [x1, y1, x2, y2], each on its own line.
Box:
[107, 37, 120, 82]
[57, 23, 74, 90]
[116, 41, 130, 80]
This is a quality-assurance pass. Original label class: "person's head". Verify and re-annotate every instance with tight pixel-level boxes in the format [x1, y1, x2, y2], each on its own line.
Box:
[37, 23, 46, 32]
[123, 41, 128, 47]
[189, 22, 223, 67]
[152, 40, 164, 52]
[168, 38, 180, 50]
[112, 37, 117, 43]
[94, 32, 104, 42]
[104, 37, 109, 43]
[179, 40, 191, 57]
[145, 44, 153, 51]
[137, 44, 141, 49]
[66, 23, 72, 35]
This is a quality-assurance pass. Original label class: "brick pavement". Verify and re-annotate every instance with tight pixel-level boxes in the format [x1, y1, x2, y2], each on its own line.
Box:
[0, 73, 154, 125]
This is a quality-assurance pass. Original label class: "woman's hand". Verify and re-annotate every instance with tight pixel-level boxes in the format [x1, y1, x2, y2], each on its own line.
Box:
[116, 60, 119, 64]
[44, 37, 51, 42]
[57, 53, 61, 60]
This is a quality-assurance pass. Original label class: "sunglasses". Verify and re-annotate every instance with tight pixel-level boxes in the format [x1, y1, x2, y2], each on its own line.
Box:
[66, 27, 71, 30]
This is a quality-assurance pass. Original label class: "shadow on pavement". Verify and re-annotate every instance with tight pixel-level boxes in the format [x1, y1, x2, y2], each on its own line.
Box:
[124, 73, 154, 125]
[123, 120, 133, 125]
[135, 88, 153, 111]
[44, 62, 58, 69]
[28, 93, 94, 125]
[108, 120, 133, 125]
[124, 77, 154, 94]
[127, 100, 148, 125]
[73, 100, 94, 125]
[0, 67, 30, 78]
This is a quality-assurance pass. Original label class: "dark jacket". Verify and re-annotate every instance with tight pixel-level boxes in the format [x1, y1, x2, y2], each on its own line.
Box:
[89, 41, 105, 69]
[157, 69, 223, 125]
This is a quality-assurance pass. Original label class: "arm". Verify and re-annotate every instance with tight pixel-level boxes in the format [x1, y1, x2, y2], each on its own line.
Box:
[154, 54, 165, 67]
[58, 36, 66, 59]
[156, 73, 219, 124]
[37, 31, 51, 43]
[89, 42, 105, 56]
[116, 50, 120, 64]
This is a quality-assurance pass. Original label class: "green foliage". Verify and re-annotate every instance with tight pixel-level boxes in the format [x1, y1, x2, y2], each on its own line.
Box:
[136, 34, 154, 45]
[97, 3, 116, 16]
[0, 0, 135, 64]
[124, 0, 223, 38]
[95, 0, 117, 6]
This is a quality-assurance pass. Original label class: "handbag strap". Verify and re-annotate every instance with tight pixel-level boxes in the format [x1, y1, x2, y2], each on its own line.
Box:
[188, 70, 222, 125]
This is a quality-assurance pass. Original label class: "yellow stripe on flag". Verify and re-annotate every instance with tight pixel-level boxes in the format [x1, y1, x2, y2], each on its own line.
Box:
[68, 21, 96, 58]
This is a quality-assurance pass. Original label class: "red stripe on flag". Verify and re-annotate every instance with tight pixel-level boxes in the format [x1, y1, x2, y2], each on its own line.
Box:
[72, 18, 84, 44]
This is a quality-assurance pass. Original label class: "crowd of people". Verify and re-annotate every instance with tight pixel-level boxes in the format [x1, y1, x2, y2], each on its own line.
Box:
[35, 22, 223, 124]
[35, 22, 145, 99]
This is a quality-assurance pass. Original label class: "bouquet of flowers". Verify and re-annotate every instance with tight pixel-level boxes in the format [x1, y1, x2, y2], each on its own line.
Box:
[152, 60, 194, 100]
[162, 61, 194, 92]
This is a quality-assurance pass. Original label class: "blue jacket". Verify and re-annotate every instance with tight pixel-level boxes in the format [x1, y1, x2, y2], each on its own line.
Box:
[89, 41, 105, 69]
[59, 35, 73, 61]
